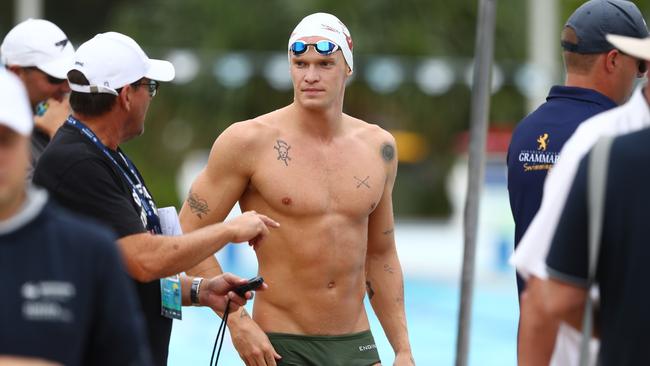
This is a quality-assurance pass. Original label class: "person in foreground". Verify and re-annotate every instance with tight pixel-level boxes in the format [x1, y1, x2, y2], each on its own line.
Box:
[0, 69, 149, 365]
[180, 12, 414, 366]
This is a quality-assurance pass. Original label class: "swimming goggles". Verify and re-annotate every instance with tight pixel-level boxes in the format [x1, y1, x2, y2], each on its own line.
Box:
[290, 40, 339, 56]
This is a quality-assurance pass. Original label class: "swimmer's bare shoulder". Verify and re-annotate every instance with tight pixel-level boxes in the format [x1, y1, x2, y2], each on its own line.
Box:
[207, 109, 286, 173]
[344, 113, 398, 167]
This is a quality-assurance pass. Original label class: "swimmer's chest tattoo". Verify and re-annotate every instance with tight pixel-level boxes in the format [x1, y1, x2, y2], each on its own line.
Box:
[273, 139, 292, 166]
[354, 175, 370, 189]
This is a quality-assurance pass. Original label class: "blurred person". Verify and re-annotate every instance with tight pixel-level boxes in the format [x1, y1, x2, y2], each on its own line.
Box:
[32, 32, 277, 366]
[544, 36, 650, 361]
[0, 68, 151, 365]
[1, 19, 75, 175]
[179, 12, 414, 366]
[512, 32, 650, 366]
[506, 0, 647, 364]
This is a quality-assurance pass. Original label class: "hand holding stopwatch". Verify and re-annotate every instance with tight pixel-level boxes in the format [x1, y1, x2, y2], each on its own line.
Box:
[233, 276, 264, 297]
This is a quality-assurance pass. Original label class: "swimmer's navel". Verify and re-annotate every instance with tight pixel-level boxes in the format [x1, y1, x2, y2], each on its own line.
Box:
[282, 197, 292, 205]
[327, 281, 336, 289]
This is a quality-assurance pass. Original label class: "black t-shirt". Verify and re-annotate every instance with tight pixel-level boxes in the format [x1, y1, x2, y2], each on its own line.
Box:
[27, 126, 50, 180]
[0, 195, 152, 366]
[33, 123, 172, 366]
[547, 128, 650, 365]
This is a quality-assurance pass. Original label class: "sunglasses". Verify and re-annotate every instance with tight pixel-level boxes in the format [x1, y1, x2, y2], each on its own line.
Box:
[23, 67, 67, 85]
[131, 80, 160, 97]
[290, 40, 339, 56]
[618, 50, 647, 74]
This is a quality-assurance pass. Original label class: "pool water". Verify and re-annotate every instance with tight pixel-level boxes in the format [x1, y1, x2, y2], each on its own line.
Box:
[168, 277, 519, 365]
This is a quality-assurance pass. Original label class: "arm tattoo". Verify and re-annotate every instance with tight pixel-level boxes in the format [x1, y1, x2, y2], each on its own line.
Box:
[382, 228, 394, 235]
[366, 281, 375, 300]
[187, 190, 210, 219]
[240, 308, 250, 319]
[274, 139, 292, 166]
[383, 264, 395, 274]
[381, 143, 395, 162]
[354, 175, 370, 189]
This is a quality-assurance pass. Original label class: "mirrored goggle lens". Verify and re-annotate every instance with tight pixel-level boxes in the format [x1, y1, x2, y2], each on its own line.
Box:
[314, 40, 337, 54]
[291, 41, 308, 54]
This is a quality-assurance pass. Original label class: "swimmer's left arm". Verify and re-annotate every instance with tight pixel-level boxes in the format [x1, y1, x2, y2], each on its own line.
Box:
[365, 137, 415, 365]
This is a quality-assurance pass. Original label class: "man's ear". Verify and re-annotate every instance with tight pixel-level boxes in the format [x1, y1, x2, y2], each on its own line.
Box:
[605, 49, 619, 73]
[118, 85, 132, 111]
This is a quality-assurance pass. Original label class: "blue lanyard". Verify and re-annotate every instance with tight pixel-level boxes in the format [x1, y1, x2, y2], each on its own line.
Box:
[65, 116, 162, 234]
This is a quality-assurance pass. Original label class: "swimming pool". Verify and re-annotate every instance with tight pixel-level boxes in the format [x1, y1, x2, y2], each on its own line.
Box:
[168, 276, 519, 365]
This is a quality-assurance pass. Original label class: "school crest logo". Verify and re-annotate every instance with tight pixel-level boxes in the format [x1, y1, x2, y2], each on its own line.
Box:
[537, 133, 549, 151]
[517, 133, 559, 172]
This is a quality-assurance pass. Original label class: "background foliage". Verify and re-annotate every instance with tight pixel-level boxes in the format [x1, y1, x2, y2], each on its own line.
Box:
[3, 0, 649, 217]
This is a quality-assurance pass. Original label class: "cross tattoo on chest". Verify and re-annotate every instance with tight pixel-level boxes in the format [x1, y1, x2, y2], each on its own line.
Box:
[354, 176, 370, 189]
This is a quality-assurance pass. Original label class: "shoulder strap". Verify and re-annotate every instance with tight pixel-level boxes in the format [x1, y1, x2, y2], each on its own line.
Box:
[579, 135, 614, 366]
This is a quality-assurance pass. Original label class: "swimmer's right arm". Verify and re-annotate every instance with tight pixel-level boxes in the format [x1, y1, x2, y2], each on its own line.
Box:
[179, 122, 282, 365]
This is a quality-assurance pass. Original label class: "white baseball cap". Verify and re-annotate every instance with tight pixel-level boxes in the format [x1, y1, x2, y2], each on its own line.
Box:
[288, 12, 354, 72]
[68, 32, 175, 96]
[0, 69, 33, 136]
[1, 19, 75, 79]
[607, 34, 650, 61]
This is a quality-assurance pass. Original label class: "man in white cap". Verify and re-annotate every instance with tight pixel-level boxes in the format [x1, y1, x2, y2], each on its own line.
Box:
[1, 19, 76, 175]
[0, 69, 152, 365]
[515, 31, 650, 365]
[180, 13, 414, 366]
[32, 32, 277, 366]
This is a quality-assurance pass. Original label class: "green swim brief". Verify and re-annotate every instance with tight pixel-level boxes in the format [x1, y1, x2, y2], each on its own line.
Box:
[267, 330, 381, 366]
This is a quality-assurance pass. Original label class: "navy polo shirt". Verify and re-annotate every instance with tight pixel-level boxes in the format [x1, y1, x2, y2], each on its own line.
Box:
[507, 86, 616, 292]
[0, 196, 152, 365]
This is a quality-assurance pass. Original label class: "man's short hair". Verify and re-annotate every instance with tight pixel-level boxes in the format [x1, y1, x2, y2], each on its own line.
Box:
[68, 70, 120, 116]
[562, 27, 600, 75]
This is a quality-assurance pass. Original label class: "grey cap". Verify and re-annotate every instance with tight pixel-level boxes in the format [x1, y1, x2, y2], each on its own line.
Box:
[562, 0, 648, 54]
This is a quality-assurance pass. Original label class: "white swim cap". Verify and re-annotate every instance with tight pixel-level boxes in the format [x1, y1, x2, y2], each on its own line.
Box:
[288, 12, 354, 72]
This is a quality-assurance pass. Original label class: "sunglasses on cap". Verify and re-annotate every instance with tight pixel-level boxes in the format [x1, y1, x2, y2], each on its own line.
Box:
[290, 40, 339, 56]
[131, 80, 160, 97]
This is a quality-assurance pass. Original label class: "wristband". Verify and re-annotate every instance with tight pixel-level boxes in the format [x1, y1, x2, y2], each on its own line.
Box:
[190, 277, 204, 306]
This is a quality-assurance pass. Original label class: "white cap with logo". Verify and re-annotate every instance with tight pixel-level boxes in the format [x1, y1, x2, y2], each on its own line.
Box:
[0, 69, 33, 136]
[0, 19, 75, 79]
[288, 12, 354, 72]
[68, 32, 175, 95]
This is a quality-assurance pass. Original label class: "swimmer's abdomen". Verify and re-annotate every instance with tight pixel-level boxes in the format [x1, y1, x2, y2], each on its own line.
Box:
[249, 213, 372, 335]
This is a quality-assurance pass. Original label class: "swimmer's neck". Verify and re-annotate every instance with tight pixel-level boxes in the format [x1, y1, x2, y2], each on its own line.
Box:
[289, 103, 345, 140]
